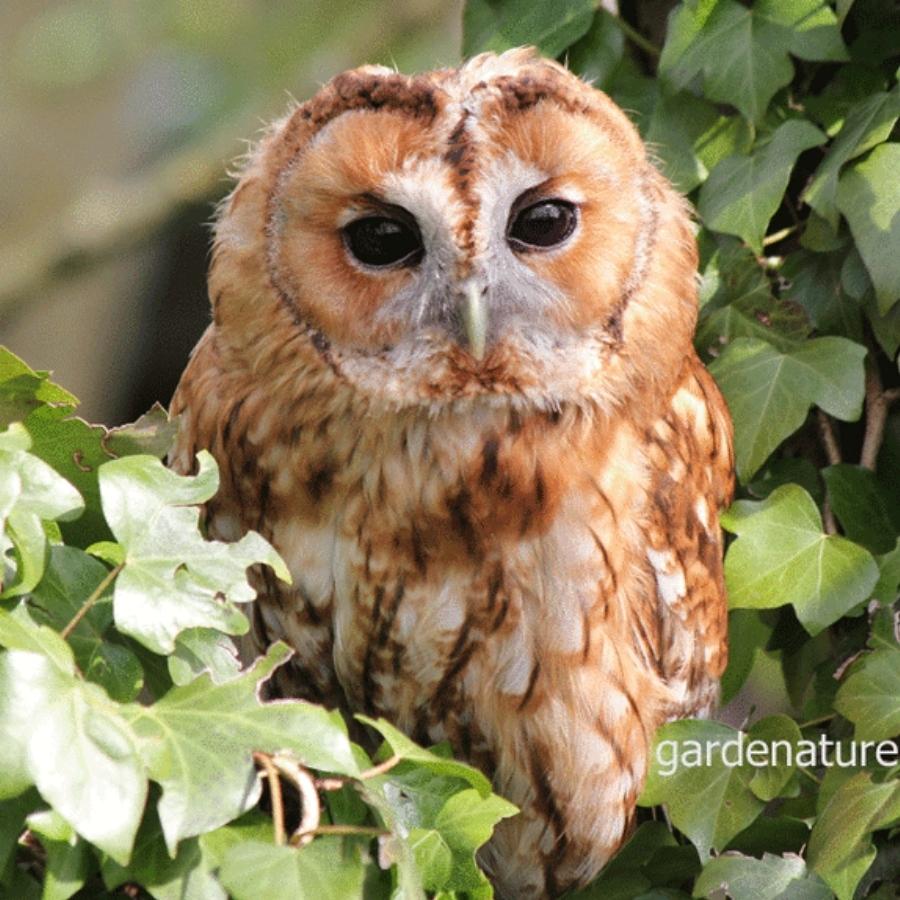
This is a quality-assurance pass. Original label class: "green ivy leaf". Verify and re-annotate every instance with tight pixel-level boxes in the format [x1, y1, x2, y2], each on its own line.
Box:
[26, 809, 90, 900]
[567, 8, 625, 88]
[834, 647, 900, 742]
[822, 464, 899, 554]
[694, 852, 832, 900]
[122, 643, 359, 853]
[0, 607, 146, 864]
[709, 337, 866, 481]
[0, 347, 77, 429]
[26, 546, 143, 702]
[872, 538, 900, 605]
[698, 120, 825, 252]
[803, 86, 900, 228]
[218, 838, 365, 900]
[782, 250, 863, 343]
[359, 717, 495, 796]
[639, 719, 765, 861]
[721, 485, 880, 635]
[720, 610, 771, 704]
[462, 0, 595, 57]
[98, 452, 289, 654]
[101, 804, 225, 900]
[409, 828, 454, 890]
[807, 772, 900, 900]
[837, 142, 900, 313]
[746, 715, 801, 802]
[660, 0, 846, 123]
[0, 424, 83, 598]
[168, 627, 242, 686]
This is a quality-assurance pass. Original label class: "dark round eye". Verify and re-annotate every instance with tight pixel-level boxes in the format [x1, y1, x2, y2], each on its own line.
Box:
[343, 216, 423, 268]
[507, 199, 578, 250]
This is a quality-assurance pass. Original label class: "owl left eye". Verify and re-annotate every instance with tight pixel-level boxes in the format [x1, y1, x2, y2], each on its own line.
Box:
[507, 199, 578, 251]
[343, 216, 423, 268]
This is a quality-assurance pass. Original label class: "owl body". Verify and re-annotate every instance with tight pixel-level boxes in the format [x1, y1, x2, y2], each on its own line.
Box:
[172, 49, 734, 898]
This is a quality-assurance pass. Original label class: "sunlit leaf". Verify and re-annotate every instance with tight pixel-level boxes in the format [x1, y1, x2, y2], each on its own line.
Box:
[99, 452, 289, 654]
[721, 485, 880, 634]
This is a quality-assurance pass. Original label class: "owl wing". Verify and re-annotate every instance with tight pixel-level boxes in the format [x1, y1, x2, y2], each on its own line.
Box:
[641, 356, 734, 717]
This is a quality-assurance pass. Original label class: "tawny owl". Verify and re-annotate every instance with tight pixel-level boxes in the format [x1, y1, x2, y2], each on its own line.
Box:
[170, 48, 734, 898]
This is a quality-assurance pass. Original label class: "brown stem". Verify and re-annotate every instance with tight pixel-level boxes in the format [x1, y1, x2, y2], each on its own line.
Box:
[860, 363, 894, 471]
[253, 752, 286, 846]
[61, 564, 123, 639]
[357, 755, 401, 781]
[308, 824, 389, 837]
[271, 755, 321, 847]
[816, 411, 842, 466]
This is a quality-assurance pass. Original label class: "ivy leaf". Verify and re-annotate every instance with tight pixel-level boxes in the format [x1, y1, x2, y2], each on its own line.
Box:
[695, 852, 832, 900]
[821, 465, 899, 554]
[639, 719, 765, 861]
[807, 772, 900, 900]
[101, 804, 226, 900]
[0, 424, 84, 597]
[837, 142, 900, 313]
[803, 86, 900, 228]
[660, 0, 846, 123]
[218, 838, 365, 900]
[628, 84, 728, 194]
[462, 0, 595, 57]
[709, 336, 866, 482]
[26, 809, 90, 900]
[0, 608, 146, 864]
[99, 452, 289, 654]
[782, 250, 863, 343]
[26, 546, 143, 702]
[359, 716, 493, 796]
[746, 715, 801, 802]
[721, 485, 880, 635]
[698, 120, 825, 252]
[567, 8, 625, 88]
[0, 351, 176, 549]
[834, 647, 900, 742]
[121, 643, 359, 854]
[168, 627, 242, 686]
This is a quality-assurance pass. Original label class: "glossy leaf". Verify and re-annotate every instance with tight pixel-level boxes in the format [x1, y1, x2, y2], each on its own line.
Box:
[709, 337, 866, 482]
[721, 485, 880, 634]
[99, 452, 289, 653]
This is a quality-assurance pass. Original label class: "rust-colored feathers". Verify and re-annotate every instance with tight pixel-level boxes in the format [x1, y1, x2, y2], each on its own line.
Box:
[171, 48, 734, 898]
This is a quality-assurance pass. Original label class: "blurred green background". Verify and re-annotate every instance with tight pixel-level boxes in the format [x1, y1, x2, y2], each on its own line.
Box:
[0, 0, 461, 424]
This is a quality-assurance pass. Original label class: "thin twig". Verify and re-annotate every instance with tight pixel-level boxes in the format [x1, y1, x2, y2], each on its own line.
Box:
[253, 752, 286, 846]
[357, 755, 402, 781]
[816, 411, 840, 534]
[798, 713, 835, 730]
[60, 564, 123, 639]
[798, 766, 822, 785]
[271, 755, 321, 847]
[816, 411, 842, 466]
[309, 824, 389, 837]
[860, 363, 894, 470]
[762, 224, 799, 247]
[605, 11, 661, 57]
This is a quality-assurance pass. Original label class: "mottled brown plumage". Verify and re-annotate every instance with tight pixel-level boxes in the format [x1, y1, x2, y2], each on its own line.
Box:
[171, 49, 734, 897]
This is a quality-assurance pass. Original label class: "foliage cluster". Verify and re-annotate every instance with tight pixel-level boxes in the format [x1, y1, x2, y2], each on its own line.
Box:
[2, 0, 899, 897]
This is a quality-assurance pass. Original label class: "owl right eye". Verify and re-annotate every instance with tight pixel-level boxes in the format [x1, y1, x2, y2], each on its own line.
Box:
[343, 216, 423, 268]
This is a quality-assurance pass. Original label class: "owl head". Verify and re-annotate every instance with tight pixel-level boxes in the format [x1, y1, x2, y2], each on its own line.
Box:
[209, 49, 698, 416]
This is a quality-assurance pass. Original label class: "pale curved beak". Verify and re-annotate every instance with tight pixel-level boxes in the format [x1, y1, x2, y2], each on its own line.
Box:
[459, 280, 488, 361]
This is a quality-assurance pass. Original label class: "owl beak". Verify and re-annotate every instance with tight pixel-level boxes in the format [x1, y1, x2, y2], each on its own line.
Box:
[459, 281, 488, 361]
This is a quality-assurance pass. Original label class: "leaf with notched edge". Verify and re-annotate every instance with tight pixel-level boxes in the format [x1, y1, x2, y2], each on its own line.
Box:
[121, 643, 359, 854]
[721, 485, 880, 635]
[99, 452, 289, 654]
[709, 336, 866, 482]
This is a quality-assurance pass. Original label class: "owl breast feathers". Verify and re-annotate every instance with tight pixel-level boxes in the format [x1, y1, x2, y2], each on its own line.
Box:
[171, 48, 734, 898]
